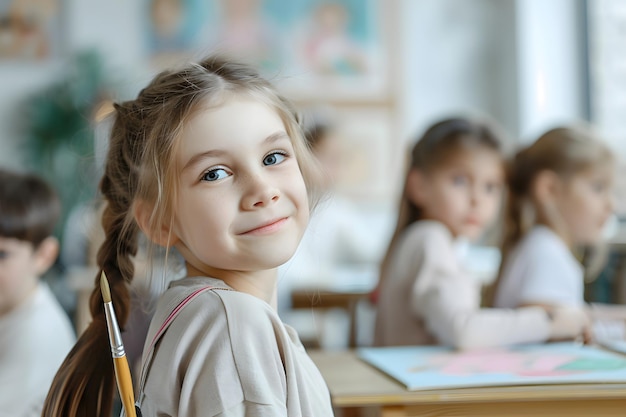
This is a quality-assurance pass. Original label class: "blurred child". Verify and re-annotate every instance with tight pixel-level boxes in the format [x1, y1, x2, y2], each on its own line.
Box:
[0, 168, 75, 417]
[278, 112, 388, 347]
[493, 125, 626, 341]
[373, 117, 588, 349]
[42, 55, 333, 417]
[279, 111, 386, 291]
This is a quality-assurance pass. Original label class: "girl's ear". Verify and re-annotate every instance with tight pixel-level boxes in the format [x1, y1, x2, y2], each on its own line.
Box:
[133, 200, 179, 247]
[533, 170, 562, 204]
[34, 236, 59, 276]
[406, 168, 428, 207]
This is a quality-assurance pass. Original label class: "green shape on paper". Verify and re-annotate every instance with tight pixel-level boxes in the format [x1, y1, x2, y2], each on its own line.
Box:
[558, 358, 626, 371]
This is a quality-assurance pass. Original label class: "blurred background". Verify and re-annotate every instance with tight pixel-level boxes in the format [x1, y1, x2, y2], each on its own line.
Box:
[2, 0, 626, 348]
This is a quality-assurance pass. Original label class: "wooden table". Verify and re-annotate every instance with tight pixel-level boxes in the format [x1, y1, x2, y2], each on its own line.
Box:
[308, 350, 626, 417]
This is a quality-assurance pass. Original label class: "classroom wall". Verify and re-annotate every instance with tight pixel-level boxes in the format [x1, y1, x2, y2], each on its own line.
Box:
[398, 0, 587, 146]
[398, 0, 520, 144]
[0, 0, 593, 166]
[0, 64, 62, 168]
[515, 0, 587, 142]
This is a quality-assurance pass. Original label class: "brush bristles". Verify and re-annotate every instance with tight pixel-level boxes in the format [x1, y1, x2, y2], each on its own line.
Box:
[100, 271, 112, 303]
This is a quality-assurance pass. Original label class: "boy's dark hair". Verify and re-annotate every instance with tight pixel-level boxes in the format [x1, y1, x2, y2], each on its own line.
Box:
[0, 168, 61, 247]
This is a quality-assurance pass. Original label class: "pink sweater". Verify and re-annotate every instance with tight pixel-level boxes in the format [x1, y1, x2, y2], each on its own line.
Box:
[373, 221, 552, 349]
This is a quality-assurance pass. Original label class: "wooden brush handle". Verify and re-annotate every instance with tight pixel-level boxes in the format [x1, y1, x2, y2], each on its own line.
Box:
[114, 356, 137, 417]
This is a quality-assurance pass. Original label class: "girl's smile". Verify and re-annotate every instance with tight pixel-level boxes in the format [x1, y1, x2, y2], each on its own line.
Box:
[239, 217, 290, 235]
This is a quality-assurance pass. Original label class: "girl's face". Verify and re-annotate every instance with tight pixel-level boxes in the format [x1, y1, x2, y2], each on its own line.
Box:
[554, 166, 614, 245]
[407, 147, 504, 240]
[169, 97, 310, 280]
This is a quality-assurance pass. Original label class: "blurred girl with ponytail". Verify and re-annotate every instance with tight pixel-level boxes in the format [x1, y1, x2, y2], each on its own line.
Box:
[493, 125, 626, 342]
[372, 117, 588, 350]
[42, 55, 332, 417]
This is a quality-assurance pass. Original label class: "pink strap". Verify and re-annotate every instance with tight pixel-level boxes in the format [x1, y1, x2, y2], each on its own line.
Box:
[149, 286, 213, 347]
[138, 285, 218, 401]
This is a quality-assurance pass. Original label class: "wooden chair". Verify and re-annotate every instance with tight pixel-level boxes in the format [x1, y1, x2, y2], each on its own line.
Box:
[290, 288, 370, 349]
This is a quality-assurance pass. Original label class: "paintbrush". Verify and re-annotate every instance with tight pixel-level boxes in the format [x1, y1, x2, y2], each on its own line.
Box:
[100, 271, 138, 417]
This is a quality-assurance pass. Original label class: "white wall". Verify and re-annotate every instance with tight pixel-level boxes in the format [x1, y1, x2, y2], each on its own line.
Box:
[398, 0, 587, 146]
[398, 0, 519, 144]
[66, 0, 152, 93]
[587, 0, 626, 157]
[515, 0, 587, 142]
[0, 0, 591, 167]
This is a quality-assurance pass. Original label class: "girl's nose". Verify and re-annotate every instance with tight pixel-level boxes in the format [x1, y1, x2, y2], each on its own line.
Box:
[241, 174, 280, 210]
[469, 185, 480, 206]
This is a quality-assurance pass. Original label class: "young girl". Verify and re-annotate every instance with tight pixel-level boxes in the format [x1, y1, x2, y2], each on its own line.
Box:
[373, 117, 588, 350]
[493, 125, 626, 341]
[42, 55, 333, 417]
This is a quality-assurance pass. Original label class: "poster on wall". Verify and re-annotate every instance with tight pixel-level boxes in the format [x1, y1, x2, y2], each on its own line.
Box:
[144, 0, 389, 103]
[0, 0, 63, 61]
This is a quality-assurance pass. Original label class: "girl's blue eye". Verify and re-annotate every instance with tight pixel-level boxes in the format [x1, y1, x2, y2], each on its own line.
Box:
[264, 152, 286, 166]
[452, 175, 468, 186]
[201, 168, 229, 182]
[0, 250, 8, 260]
[485, 182, 501, 194]
[592, 182, 607, 193]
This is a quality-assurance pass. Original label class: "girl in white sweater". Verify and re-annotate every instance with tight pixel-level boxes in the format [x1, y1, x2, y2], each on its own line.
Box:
[493, 125, 626, 342]
[373, 117, 588, 349]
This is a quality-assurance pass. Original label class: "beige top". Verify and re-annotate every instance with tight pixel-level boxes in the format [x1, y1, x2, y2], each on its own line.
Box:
[137, 277, 333, 417]
[373, 221, 552, 349]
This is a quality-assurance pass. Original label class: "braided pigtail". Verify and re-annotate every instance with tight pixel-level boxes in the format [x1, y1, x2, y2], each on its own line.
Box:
[42, 102, 142, 417]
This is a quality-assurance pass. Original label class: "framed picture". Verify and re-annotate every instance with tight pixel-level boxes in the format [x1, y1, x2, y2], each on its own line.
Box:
[272, 0, 390, 103]
[0, 0, 63, 61]
[144, 0, 391, 103]
[145, 0, 209, 66]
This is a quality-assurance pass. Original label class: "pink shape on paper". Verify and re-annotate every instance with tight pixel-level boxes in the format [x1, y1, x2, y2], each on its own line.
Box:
[426, 350, 580, 377]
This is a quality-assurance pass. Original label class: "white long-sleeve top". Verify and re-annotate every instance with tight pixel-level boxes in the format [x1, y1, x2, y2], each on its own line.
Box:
[495, 225, 625, 340]
[495, 226, 585, 308]
[373, 220, 552, 349]
[0, 283, 76, 417]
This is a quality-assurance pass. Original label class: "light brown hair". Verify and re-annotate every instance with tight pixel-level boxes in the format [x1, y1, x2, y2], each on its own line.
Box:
[378, 117, 505, 294]
[42, 55, 321, 417]
[487, 125, 614, 306]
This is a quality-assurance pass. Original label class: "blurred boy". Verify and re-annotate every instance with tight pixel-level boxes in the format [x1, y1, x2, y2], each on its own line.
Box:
[0, 168, 75, 417]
